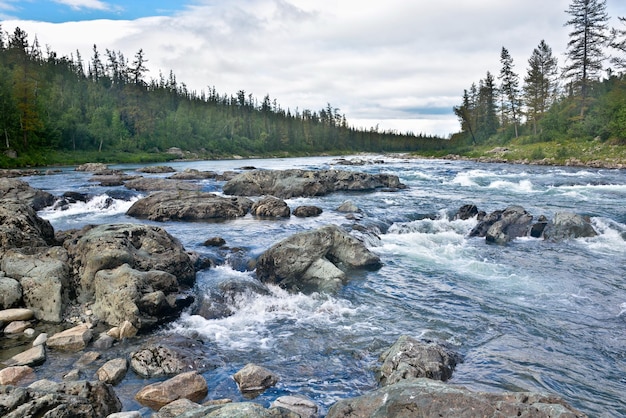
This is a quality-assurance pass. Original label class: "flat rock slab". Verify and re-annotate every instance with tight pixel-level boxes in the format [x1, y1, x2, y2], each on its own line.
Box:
[2, 344, 46, 367]
[0, 308, 34, 322]
[47, 324, 93, 352]
[0, 365, 35, 385]
[135, 371, 208, 410]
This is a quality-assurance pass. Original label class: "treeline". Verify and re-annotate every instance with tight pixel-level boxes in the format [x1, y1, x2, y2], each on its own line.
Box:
[0, 25, 447, 167]
[452, 0, 626, 146]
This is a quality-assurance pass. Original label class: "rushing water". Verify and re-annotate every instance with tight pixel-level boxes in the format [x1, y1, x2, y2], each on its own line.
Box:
[22, 155, 626, 417]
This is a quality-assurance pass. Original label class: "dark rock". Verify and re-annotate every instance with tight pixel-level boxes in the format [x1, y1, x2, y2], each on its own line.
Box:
[543, 212, 597, 241]
[468, 209, 503, 238]
[130, 345, 194, 378]
[485, 205, 533, 244]
[126, 191, 253, 222]
[0, 201, 57, 248]
[61, 223, 195, 302]
[326, 379, 586, 418]
[0, 178, 55, 210]
[256, 225, 382, 293]
[223, 168, 405, 198]
[251, 196, 291, 218]
[377, 335, 461, 386]
[454, 204, 479, 220]
[169, 169, 218, 180]
[530, 214, 548, 238]
[203, 237, 226, 247]
[195, 276, 271, 320]
[0, 380, 122, 418]
[293, 205, 323, 217]
[89, 174, 140, 187]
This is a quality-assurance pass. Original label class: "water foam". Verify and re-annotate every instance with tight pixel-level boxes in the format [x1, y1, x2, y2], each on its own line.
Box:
[39, 194, 140, 222]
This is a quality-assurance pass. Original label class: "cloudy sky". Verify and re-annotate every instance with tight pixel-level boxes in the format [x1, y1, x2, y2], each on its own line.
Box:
[1, 0, 626, 137]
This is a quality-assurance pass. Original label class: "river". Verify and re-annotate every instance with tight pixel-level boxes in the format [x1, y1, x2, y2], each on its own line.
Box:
[22, 155, 626, 417]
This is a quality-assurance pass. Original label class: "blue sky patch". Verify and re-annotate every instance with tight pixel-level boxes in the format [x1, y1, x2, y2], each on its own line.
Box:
[1, 0, 187, 22]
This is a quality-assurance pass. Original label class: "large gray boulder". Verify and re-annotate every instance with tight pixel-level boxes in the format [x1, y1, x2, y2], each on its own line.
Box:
[256, 225, 382, 293]
[0, 201, 56, 249]
[543, 212, 597, 241]
[61, 223, 195, 302]
[92, 263, 193, 329]
[0, 380, 122, 418]
[0, 178, 55, 210]
[377, 335, 461, 386]
[0, 276, 22, 309]
[1, 247, 70, 322]
[126, 191, 253, 222]
[223, 169, 405, 198]
[326, 378, 586, 418]
[485, 205, 533, 244]
[250, 196, 290, 218]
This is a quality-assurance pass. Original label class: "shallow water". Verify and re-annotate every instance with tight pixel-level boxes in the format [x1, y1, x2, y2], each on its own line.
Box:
[20, 155, 626, 417]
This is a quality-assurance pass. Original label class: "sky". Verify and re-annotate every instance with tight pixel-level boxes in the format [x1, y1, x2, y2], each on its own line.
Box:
[1, 0, 626, 137]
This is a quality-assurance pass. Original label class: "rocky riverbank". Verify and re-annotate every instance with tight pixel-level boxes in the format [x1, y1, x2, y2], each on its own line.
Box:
[0, 164, 593, 417]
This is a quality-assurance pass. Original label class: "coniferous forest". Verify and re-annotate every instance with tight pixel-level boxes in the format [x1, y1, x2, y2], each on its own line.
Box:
[0, 25, 447, 168]
[451, 0, 626, 160]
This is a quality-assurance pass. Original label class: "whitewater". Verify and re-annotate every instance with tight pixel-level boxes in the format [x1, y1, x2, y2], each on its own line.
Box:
[27, 155, 626, 417]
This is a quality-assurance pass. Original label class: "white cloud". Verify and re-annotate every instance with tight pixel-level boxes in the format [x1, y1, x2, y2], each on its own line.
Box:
[4, 0, 626, 136]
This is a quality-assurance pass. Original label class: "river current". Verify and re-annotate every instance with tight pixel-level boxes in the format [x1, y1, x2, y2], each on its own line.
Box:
[23, 155, 626, 417]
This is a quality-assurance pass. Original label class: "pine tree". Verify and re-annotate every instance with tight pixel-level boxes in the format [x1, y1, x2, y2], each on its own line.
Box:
[609, 17, 626, 73]
[524, 40, 559, 135]
[563, 0, 609, 116]
[498, 47, 522, 137]
[476, 72, 499, 141]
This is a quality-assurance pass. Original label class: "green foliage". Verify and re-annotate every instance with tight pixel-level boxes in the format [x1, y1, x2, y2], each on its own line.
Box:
[0, 27, 447, 168]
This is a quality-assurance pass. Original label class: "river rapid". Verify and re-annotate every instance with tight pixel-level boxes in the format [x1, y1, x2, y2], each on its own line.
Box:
[23, 155, 626, 417]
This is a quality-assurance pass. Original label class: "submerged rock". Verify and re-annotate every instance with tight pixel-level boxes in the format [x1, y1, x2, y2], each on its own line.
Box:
[256, 225, 382, 293]
[326, 378, 586, 418]
[377, 335, 461, 386]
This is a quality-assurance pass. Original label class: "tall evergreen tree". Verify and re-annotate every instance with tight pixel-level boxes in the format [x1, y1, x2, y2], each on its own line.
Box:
[453, 89, 477, 144]
[609, 16, 626, 73]
[498, 47, 522, 137]
[524, 40, 559, 134]
[563, 0, 609, 116]
[476, 71, 499, 141]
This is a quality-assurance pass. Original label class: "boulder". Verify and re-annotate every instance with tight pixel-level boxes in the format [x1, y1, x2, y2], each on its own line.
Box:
[453, 204, 479, 220]
[89, 173, 139, 187]
[96, 358, 128, 385]
[135, 371, 208, 410]
[469, 209, 503, 238]
[169, 168, 218, 180]
[75, 162, 108, 172]
[256, 225, 382, 293]
[250, 196, 291, 218]
[106, 320, 138, 340]
[293, 205, 323, 217]
[61, 223, 195, 302]
[543, 212, 597, 241]
[485, 205, 533, 244]
[136, 165, 175, 173]
[222, 169, 405, 198]
[0, 201, 56, 249]
[203, 236, 226, 247]
[92, 264, 192, 329]
[130, 345, 189, 378]
[0, 308, 34, 322]
[126, 191, 253, 222]
[0, 277, 22, 309]
[0, 178, 55, 210]
[124, 177, 201, 192]
[186, 402, 300, 417]
[20, 276, 64, 323]
[153, 398, 201, 418]
[2, 344, 46, 367]
[271, 395, 319, 418]
[326, 378, 586, 418]
[530, 214, 549, 238]
[233, 363, 279, 395]
[46, 323, 93, 352]
[195, 276, 271, 320]
[336, 200, 360, 213]
[377, 335, 461, 386]
[0, 365, 35, 385]
[0, 380, 122, 418]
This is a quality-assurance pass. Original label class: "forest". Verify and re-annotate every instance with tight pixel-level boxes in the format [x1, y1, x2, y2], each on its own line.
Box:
[0, 24, 446, 168]
[452, 0, 626, 154]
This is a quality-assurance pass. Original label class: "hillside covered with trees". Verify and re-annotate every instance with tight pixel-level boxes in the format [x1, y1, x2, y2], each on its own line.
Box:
[0, 24, 447, 168]
[451, 0, 626, 166]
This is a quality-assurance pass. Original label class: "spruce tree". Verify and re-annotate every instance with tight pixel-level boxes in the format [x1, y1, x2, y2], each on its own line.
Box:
[524, 40, 559, 135]
[609, 17, 626, 73]
[498, 47, 522, 138]
[563, 0, 609, 116]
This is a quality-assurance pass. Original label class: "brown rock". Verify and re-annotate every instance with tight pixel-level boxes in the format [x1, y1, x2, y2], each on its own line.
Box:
[135, 371, 208, 410]
[0, 365, 35, 385]
[47, 323, 93, 352]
